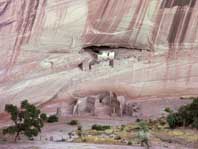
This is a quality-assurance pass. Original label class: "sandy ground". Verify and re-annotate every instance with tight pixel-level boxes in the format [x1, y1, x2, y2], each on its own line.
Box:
[0, 142, 138, 149]
[0, 142, 192, 149]
[0, 116, 195, 149]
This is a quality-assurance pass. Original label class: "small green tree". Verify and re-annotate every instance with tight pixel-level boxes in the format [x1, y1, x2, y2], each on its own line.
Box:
[166, 98, 198, 129]
[3, 100, 46, 142]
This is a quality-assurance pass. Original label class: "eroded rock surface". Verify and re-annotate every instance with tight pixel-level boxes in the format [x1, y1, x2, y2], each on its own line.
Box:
[0, 0, 198, 114]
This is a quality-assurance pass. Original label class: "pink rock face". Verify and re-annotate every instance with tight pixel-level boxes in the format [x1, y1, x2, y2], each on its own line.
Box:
[0, 0, 198, 112]
[0, 0, 46, 79]
[83, 0, 198, 50]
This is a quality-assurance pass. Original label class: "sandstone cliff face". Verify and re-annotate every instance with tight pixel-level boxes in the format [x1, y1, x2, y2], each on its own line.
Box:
[0, 0, 198, 112]
[84, 0, 198, 50]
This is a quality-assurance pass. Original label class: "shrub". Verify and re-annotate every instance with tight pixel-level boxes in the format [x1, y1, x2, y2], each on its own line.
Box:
[77, 125, 82, 131]
[91, 124, 111, 131]
[121, 125, 125, 131]
[167, 114, 177, 129]
[158, 117, 166, 126]
[68, 120, 79, 125]
[81, 138, 87, 142]
[136, 118, 142, 122]
[164, 107, 173, 113]
[178, 106, 193, 126]
[189, 98, 198, 118]
[138, 121, 149, 132]
[114, 135, 121, 140]
[77, 125, 82, 138]
[47, 115, 58, 123]
[138, 121, 150, 148]
[40, 113, 48, 122]
[56, 138, 66, 142]
[192, 118, 198, 129]
[127, 141, 132, 145]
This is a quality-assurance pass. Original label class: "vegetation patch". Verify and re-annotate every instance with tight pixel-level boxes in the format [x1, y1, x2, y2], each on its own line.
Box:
[166, 98, 198, 129]
[91, 124, 111, 131]
[47, 115, 59, 123]
[72, 118, 197, 147]
[68, 120, 79, 126]
[75, 135, 119, 144]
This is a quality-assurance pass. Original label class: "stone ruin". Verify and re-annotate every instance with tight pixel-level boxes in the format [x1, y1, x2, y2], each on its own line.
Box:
[124, 103, 141, 118]
[72, 91, 141, 118]
[79, 48, 116, 71]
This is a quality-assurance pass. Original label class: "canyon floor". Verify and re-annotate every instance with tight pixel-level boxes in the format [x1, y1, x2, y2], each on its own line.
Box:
[0, 118, 197, 149]
[0, 117, 197, 149]
[0, 98, 198, 149]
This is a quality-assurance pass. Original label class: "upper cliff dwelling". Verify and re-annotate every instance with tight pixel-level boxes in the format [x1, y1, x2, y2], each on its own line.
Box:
[80, 46, 149, 70]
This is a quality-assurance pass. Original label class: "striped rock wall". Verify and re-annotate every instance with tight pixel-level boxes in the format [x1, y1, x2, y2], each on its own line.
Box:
[83, 0, 198, 51]
[1, 0, 198, 68]
[0, 0, 198, 112]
